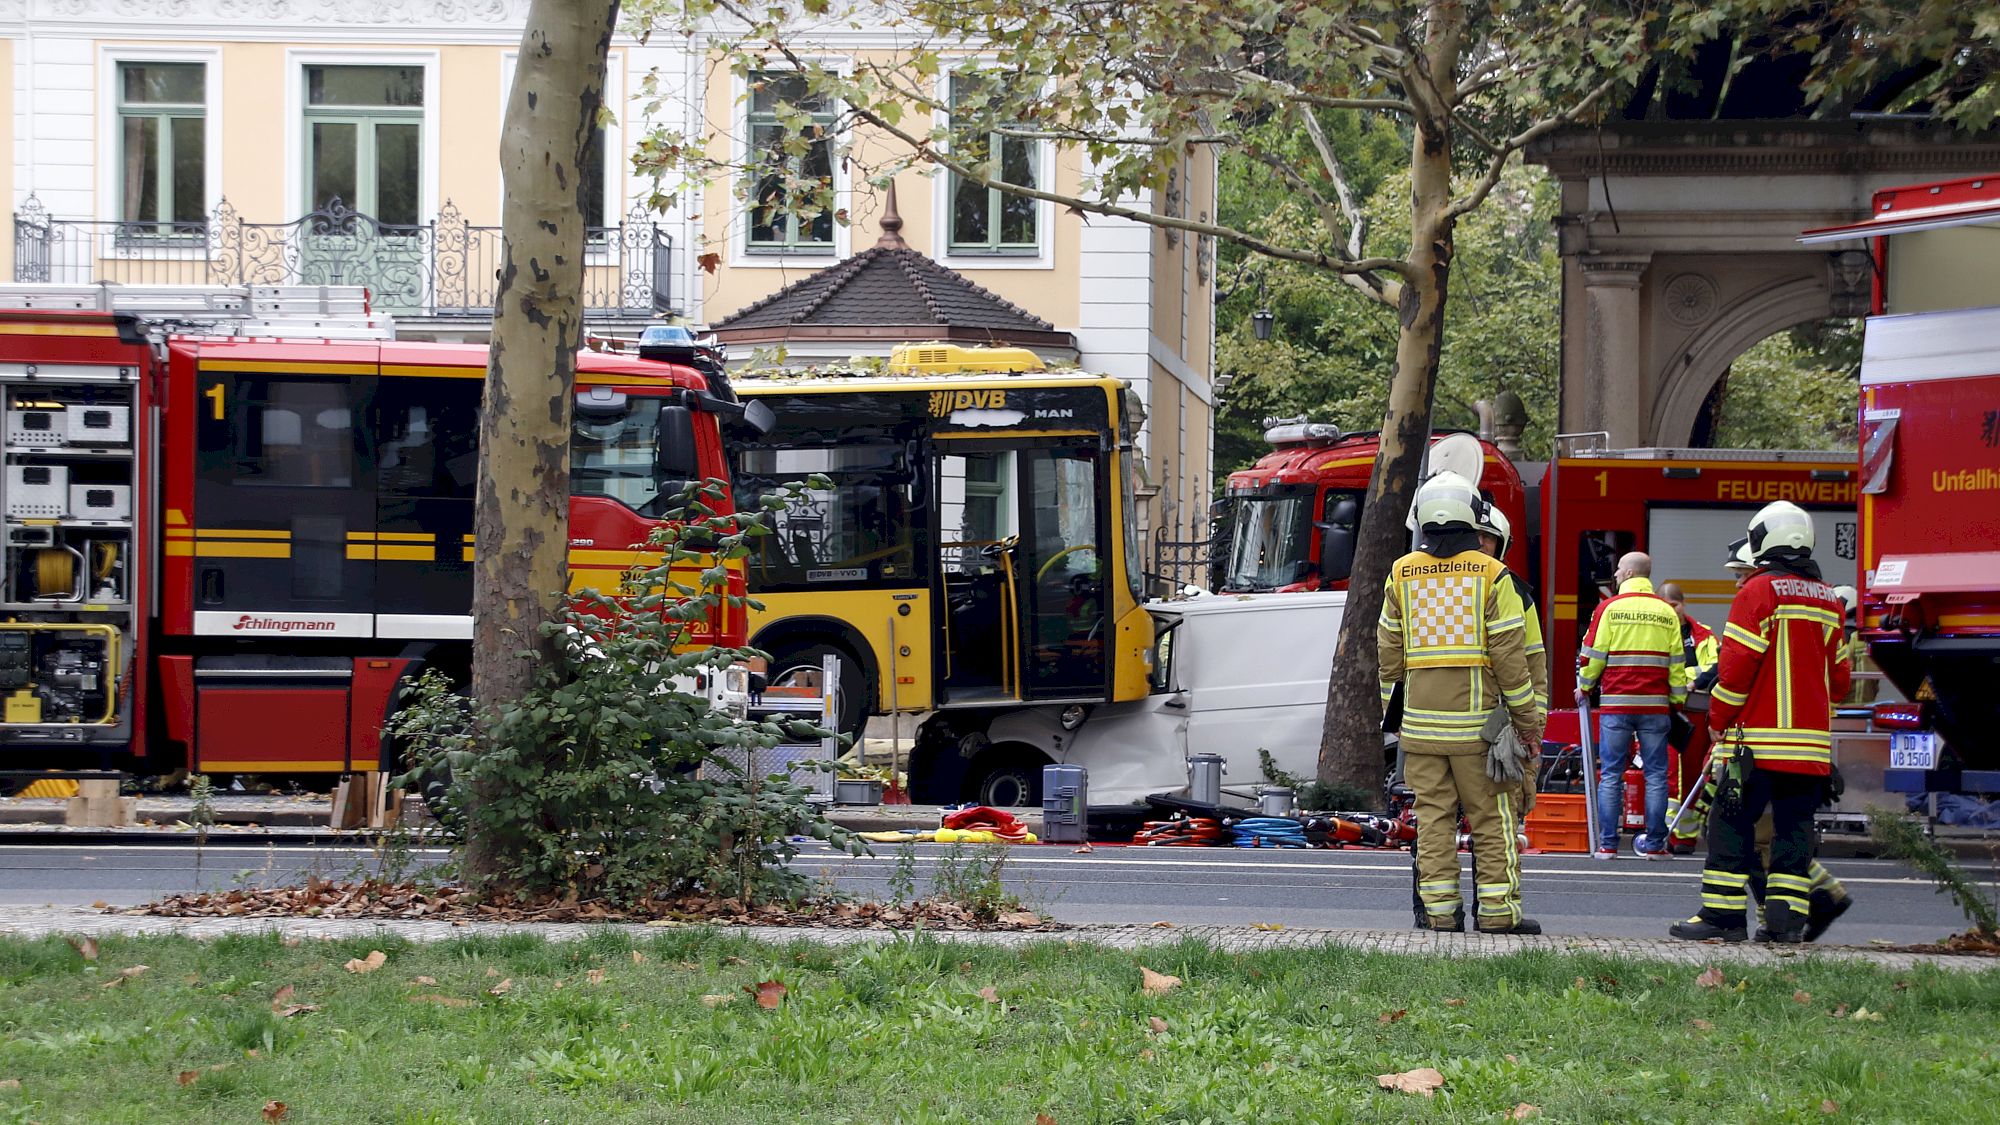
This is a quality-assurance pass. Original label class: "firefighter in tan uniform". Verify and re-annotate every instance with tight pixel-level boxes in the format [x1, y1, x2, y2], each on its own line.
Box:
[1380, 472, 1546, 934]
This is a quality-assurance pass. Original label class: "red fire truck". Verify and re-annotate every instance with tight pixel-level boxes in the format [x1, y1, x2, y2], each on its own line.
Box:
[1216, 422, 1531, 592]
[1800, 174, 2000, 797]
[0, 284, 754, 778]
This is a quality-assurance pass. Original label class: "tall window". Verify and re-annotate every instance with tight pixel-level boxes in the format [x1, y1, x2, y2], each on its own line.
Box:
[118, 63, 206, 234]
[583, 126, 607, 231]
[303, 64, 423, 224]
[746, 71, 835, 253]
[948, 73, 1039, 254]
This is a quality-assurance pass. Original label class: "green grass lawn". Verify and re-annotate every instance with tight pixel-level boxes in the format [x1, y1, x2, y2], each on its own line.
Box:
[3, 930, 1998, 1124]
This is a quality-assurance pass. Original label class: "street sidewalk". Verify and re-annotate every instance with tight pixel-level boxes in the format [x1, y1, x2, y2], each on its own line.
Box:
[0, 904, 1991, 973]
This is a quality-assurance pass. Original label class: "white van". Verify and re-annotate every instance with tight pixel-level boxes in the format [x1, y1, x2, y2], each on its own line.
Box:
[972, 591, 1348, 805]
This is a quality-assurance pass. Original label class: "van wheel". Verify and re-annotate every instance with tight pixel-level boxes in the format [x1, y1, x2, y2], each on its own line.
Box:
[768, 643, 868, 742]
[967, 747, 1050, 808]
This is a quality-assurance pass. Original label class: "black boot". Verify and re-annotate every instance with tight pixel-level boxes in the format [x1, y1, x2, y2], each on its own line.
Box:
[1804, 892, 1852, 943]
[1755, 900, 1807, 944]
[1476, 918, 1542, 936]
[1669, 914, 1748, 942]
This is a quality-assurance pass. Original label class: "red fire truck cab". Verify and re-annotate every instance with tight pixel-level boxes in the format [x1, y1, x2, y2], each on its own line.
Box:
[1802, 174, 2000, 793]
[1218, 422, 1530, 592]
[0, 285, 749, 777]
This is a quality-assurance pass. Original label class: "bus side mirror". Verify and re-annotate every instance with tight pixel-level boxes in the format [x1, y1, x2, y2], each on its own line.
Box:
[1318, 497, 1360, 584]
[656, 404, 701, 480]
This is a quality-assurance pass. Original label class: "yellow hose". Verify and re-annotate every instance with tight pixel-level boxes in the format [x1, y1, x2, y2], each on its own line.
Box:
[33, 549, 74, 598]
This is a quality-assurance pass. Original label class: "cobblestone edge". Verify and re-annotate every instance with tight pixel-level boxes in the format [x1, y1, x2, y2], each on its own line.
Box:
[0, 907, 1990, 973]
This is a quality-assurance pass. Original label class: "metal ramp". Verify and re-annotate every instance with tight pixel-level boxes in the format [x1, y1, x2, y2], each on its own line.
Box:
[0, 283, 395, 341]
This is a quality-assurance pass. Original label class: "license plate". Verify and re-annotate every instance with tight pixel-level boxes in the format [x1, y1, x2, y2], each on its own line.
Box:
[1890, 731, 1939, 770]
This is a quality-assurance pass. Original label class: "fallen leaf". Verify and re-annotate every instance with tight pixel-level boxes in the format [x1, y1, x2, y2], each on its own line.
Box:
[1036, 1116, 1057, 1125]
[1378, 1009, 1408, 1025]
[262, 1100, 288, 1123]
[586, 969, 606, 986]
[1821, 1100, 1841, 1114]
[1894, 979, 1911, 991]
[177, 1070, 200, 1086]
[978, 986, 1001, 1004]
[245, 1049, 259, 1058]
[270, 985, 296, 1011]
[957, 962, 973, 974]
[1375, 1066, 1446, 1097]
[698, 251, 722, 275]
[102, 965, 149, 989]
[1510, 1105, 1541, 1120]
[699, 993, 735, 1008]
[487, 978, 513, 996]
[1850, 1006, 1884, 1022]
[630, 951, 647, 965]
[276, 1004, 318, 1018]
[1139, 966, 1181, 997]
[1147, 1016, 1169, 1034]
[1690, 1019, 1714, 1031]
[1573, 976, 1588, 990]
[281, 937, 302, 948]
[999, 910, 1042, 927]
[90, 900, 107, 910]
[750, 980, 787, 1009]
[344, 950, 387, 974]
[1868, 938, 1894, 946]
[409, 994, 472, 1008]
[723, 956, 748, 966]
[1072, 843, 1094, 854]
[1137, 1047, 1155, 1060]
[1831, 1003, 1850, 1018]
[1695, 965, 1726, 989]
[412, 976, 438, 986]
[68, 935, 98, 961]
[1151, 921, 1175, 929]
[1444, 998, 1467, 1008]
[1254, 922, 1287, 931]
[1505, 1054, 1519, 1064]
[1793, 990, 1813, 1005]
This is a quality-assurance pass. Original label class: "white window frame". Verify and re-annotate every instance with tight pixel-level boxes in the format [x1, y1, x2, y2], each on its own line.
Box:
[931, 60, 1054, 272]
[727, 59, 851, 269]
[96, 45, 223, 259]
[500, 50, 623, 261]
[282, 49, 440, 227]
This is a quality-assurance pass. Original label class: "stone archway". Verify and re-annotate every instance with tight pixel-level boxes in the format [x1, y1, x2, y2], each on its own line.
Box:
[1528, 121, 2000, 448]
[1650, 273, 1833, 445]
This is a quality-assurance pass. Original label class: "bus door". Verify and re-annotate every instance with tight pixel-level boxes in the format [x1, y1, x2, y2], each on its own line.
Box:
[192, 367, 377, 633]
[371, 375, 480, 637]
[934, 440, 1108, 704]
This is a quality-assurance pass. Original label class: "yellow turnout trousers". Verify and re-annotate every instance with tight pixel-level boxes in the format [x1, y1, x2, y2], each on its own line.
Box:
[1406, 751, 1523, 929]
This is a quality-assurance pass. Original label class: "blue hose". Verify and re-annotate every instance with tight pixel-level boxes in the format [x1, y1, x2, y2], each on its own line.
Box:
[1228, 817, 1310, 848]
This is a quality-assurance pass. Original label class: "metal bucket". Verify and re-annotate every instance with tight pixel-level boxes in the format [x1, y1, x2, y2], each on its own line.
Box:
[1187, 753, 1226, 805]
[1258, 786, 1296, 817]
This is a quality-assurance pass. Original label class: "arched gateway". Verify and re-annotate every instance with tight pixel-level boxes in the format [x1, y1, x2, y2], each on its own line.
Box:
[1527, 122, 2000, 447]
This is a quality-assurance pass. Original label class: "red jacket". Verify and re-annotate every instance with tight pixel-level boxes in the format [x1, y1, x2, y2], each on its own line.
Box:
[1709, 568, 1851, 775]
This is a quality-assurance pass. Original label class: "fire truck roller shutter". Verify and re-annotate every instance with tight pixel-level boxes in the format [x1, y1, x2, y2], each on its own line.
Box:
[1645, 507, 1858, 636]
[191, 654, 353, 773]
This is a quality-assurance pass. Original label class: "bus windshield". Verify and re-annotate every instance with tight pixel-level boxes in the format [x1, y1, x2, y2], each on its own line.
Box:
[1222, 492, 1314, 591]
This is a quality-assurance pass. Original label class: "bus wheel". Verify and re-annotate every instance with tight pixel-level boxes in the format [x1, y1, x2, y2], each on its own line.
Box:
[966, 746, 1050, 808]
[768, 643, 868, 741]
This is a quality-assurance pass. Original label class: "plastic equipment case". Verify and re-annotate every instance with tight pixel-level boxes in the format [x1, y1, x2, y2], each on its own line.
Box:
[1042, 764, 1088, 843]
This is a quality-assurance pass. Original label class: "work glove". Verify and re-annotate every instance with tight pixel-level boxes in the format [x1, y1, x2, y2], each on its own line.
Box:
[1822, 765, 1846, 809]
[1481, 708, 1530, 783]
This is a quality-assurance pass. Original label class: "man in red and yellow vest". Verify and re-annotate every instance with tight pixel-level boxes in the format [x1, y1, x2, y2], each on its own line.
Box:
[1671, 501, 1850, 944]
[1576, 553, 1687, 859]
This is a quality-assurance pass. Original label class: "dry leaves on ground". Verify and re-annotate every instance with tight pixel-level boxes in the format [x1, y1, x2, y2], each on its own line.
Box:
[1147, 1016, 1169, 1035]
[67, 935, 98, 961]
[101, 965, 148, 989]
[699, 994, 735, 1008]
[270, 985, 294, 1011]
[586, 969, 606, 986]
[1139, 967, 1181, 997]
[1510, 1104, 1541, 1120]
[343, 950, 387, 974]
[1831, 1002, 1850, 1018]
[1378, 1009, 1408, 1025]
[1695, 965, 1727, 989]
[978, 986, 1002, 1004]
[1690, 1018, 1714, 1031]
[1254, 922, 1287, 931]
[409, 994, 472, 1008]
[261, 1100, 288, 1122]
[1849, 1006, 1885, 1022]
[1444, 998, 1467, 1008]
[1822, 1100, 1841, 1114]
[1150, 920, 1175, 929]
[486, 978, 513, 997]
[630, 951, 646, 965]
[0, 1078, 19, 1090]
[1793, 990, 1813, 1005]
[412, 976, 437, 986]
[750, 980, 787, 1009]
[1375, 1067, 1446, 1097]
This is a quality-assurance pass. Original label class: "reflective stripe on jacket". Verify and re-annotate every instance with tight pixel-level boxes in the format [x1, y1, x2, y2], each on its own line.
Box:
[1709, 569, 1851, 775]
[1682, 617, 1719, 681]
[1506, 570, 1549, 713]
[1577, 577, 1688, 713]
[1378, 550, 1542, 754]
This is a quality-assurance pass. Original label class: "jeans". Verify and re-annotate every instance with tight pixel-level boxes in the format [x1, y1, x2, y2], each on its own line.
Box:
[1595, 711, 1672, 849]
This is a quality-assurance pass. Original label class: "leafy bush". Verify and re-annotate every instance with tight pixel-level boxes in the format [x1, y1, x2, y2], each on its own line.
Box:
[1868, 808, 1999, 935]
[1257, 749, 1378, 813]
[391, 478, 866, 908]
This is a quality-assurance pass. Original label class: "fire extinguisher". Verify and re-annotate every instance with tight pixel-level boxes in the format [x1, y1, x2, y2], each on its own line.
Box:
[1622, 764, 1647, 830]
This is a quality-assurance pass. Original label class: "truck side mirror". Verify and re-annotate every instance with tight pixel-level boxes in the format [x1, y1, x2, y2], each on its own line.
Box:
[656, 404, 700, 481]
[1318, 497, 1360, 584]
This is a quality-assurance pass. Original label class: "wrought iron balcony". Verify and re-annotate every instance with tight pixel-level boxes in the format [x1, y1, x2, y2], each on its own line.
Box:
[10, 195, 674, 320]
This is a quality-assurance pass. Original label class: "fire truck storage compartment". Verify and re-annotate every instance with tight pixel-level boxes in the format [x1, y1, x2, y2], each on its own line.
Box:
[193, 656, 352, 770]
[1, 379, 136, 609]
[0, 622, 119, 725]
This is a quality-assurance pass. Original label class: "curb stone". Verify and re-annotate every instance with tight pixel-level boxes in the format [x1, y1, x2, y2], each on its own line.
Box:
[0, 906, 1990, 972]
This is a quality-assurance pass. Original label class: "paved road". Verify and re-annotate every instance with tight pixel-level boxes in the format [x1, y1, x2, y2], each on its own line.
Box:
[0, 843, 1982, 945]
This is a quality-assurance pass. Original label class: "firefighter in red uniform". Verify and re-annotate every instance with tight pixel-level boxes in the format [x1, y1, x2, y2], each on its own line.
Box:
[1670, 501, 1851, 943]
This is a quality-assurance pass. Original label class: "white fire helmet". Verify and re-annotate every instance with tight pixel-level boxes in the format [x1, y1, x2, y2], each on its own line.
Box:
[1833, 584, 1860, 618]
[1414, 470, 1482, 531]
[1476, 502, 1512, 556]
[1746, 500, 1814, 560]
[1724, 535, 1753, 574]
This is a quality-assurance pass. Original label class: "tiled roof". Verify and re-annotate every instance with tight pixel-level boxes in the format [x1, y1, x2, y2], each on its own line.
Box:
[711, 244, 1058, 334]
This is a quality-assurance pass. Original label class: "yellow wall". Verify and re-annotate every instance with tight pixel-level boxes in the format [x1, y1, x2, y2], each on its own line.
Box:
[215, 43, 287, 219]
[696, 52, 1083, 330]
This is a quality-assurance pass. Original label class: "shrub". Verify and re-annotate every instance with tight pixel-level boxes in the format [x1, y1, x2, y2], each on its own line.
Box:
[391, 478, 866, 907]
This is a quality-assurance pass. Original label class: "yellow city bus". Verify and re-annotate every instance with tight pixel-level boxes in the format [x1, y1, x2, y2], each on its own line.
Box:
[731, 346, 1154, 800]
